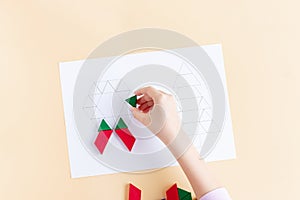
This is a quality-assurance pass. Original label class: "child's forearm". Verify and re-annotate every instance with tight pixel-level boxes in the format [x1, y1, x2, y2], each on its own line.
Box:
[131, 86, 222, 199]
[170, 139, 221, 199]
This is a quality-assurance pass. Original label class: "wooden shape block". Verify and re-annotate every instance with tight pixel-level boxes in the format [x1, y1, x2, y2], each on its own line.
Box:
[166, 184, 179, 200]
[178, 188, 192, 200]
[98, 119, 112, 132]
[116, 117, 128, 129]
[125, 95, 137, 107]
[129, 183, 141, 200]
[115, 128, 136, 151]
[94, 129, 113, 154]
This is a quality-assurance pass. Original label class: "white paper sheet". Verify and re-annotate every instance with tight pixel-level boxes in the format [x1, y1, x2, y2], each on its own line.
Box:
[59, 44, 236, 178]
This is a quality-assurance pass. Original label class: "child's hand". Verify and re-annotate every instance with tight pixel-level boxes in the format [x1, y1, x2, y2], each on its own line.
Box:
[131, 87, 223, 200]
[130, 86, 181, 145]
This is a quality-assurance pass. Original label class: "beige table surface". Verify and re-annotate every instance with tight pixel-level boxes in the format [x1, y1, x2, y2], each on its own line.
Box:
[1, 0, 300, 199]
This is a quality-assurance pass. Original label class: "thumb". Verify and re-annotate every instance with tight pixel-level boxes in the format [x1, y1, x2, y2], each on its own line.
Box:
[130, 107, 150, 126]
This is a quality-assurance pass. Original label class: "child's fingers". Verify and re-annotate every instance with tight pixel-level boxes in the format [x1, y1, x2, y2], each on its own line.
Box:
[137, 95, 152, 105]
[143, 106, 153, 113]
[138, 100, 154, 111]
[136, 97, 145, 105]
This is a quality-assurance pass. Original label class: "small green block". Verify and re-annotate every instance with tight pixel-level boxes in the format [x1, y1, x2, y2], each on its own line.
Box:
[98, 119, 111, 132]
[125, 95, 137, 107]
[178, 188, 192, 200]
[116, 117, 128, 130]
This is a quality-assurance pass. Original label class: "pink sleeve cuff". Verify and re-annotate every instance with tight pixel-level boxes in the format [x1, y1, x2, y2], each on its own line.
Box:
[199, 188, 232, 200]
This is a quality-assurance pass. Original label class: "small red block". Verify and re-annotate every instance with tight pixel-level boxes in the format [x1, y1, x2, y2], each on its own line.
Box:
[129, 183, 141, 200]
[115, 128, 136, 151]
[94, 129, 113, 154]
[166, 183, 179, 200]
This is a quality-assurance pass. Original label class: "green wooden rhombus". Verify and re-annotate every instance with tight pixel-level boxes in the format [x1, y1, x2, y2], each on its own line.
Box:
[125, 95, 137, 107]
[178, 188, 192, 200]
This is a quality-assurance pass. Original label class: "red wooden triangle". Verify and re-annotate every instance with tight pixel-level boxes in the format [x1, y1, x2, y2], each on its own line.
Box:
[94, 129, 113, 154]
[166, 183, 179, 200]
[129, 183, 141, 200]
[115, 128, 136, 151]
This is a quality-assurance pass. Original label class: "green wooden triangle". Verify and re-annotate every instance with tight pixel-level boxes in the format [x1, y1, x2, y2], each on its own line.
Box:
[116, 118, 128, 129]
[178, 188, 192, 200]
[98, 119, 111, 131]
[125, 95, 137, 107]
